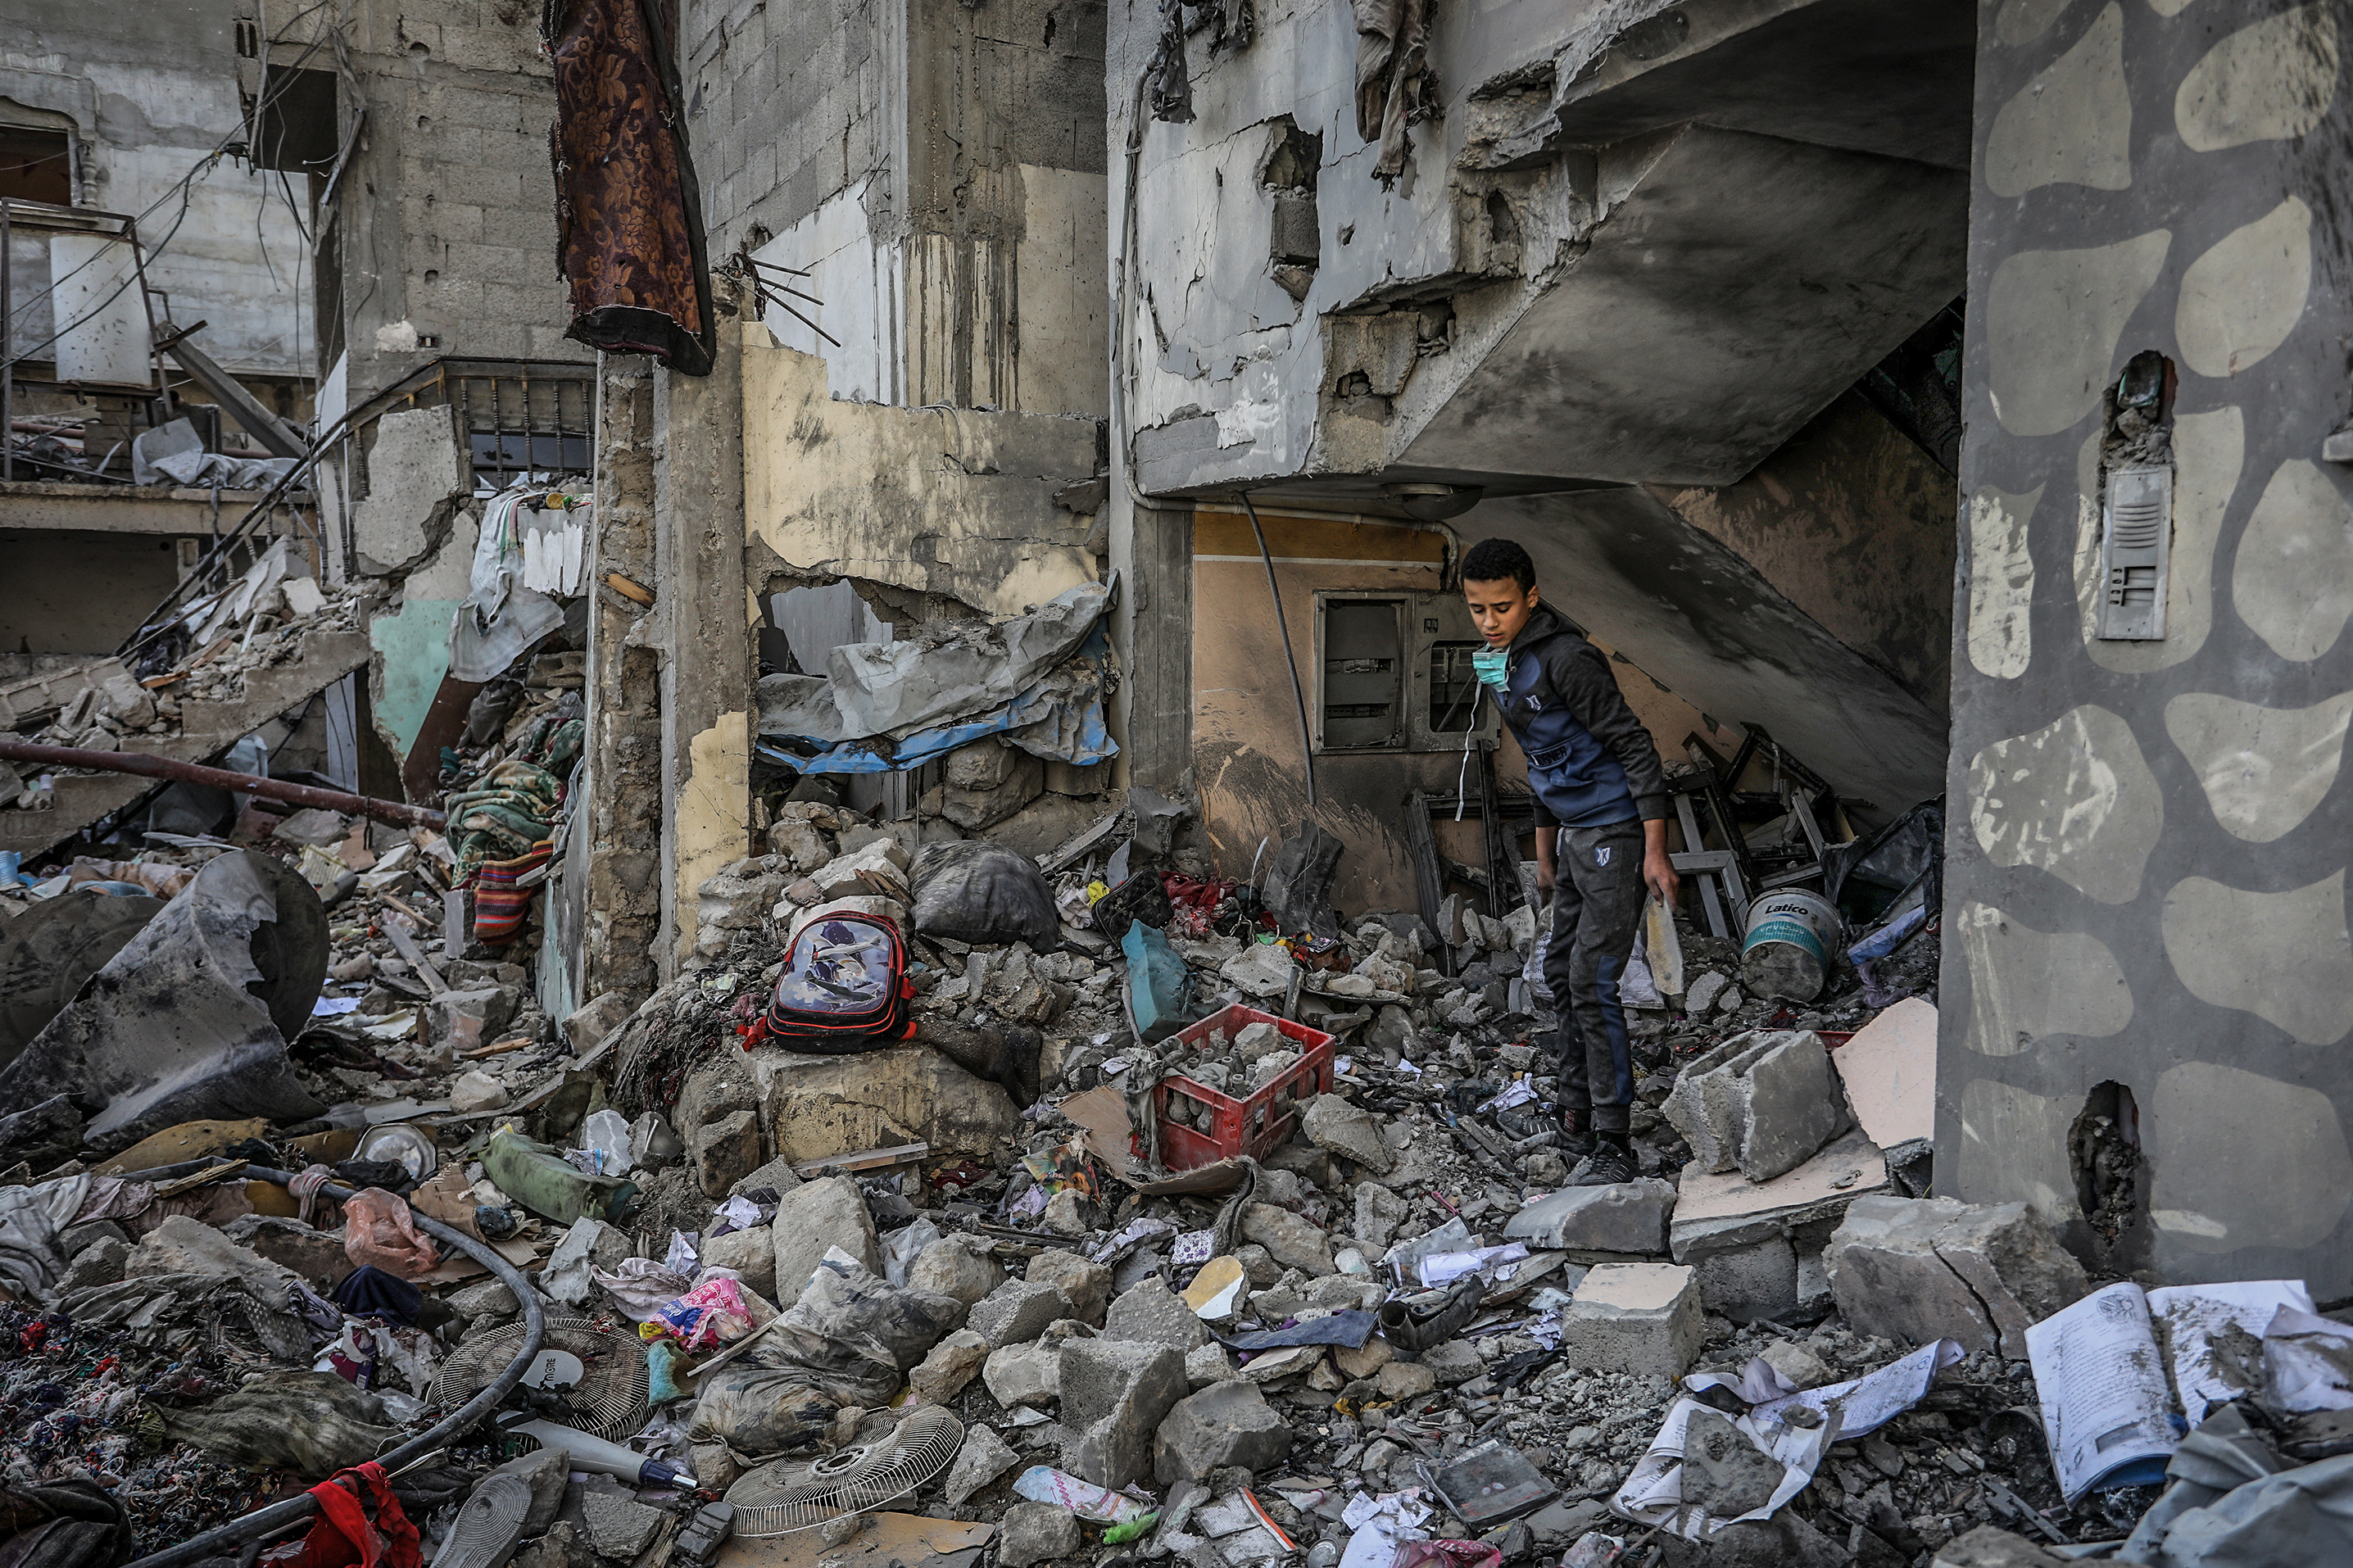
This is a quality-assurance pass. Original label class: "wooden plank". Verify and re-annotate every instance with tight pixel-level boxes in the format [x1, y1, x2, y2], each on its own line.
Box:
[381, 916, 449, 994]
[791, 1141, 930, 1177]
[1403, 788, 1445, 949]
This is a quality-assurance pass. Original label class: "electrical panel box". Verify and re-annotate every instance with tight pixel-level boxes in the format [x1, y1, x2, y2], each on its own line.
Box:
[1313, 590, 1501, 753]
[2099, 465, 2173, 640]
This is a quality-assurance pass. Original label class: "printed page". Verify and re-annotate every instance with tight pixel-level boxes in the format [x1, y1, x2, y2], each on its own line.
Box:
[2025, 1283, 2180, 1500]
[2147, 1280, 2314, 1425]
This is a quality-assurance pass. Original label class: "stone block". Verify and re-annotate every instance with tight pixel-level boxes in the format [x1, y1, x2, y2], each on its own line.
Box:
[1059, 1337, 1189, 1488]
[690, 1107, 762, 1198]
[769, 1176, 881, 1306]
[999, 1502, 1082, 1568]
[1557, 1263, 1703, 1377]
[1154, 1379, 1294, 1483]
[1662, 1031, 1844, 1182]
[1375, 1361, 1437, 1399]
[805, 840, 911, 902]
[1184, 1343, 1235, 1387]
[447, 1277, 519, 1320]
[1299, 1094, 1394, 1173]
[1240, 1203, 1335, 1276]
[1104, 1277, 1213, 1351]
[1824, 1195, 2088, 1360]
[756, 1045, 1020, 1164]
[944, 1422, 1019, 1505]
[1506, 1176, 1675, 1254]
[982, 1339, 1063, 1407]
[430, 986, 520, 1055]
[1758, 1339, 1831, 1392]
[909, 1235, 1008, 1306]
[969, 1278, 1076, 1347]
[562, 990, 635, 1054]
[1420, 1340, 1484, 1384]
[700, 1224, 776, 1298]
[578, 1488, 663, 1559]
[945, 740, 1024, 792]
[351, 404, 469, 575]
[768, 818, 835, 872]
[939, 752, 1045, 832]
[219, 1215, 355, 1287]
[1689, 1235, 1798, 1325]
[910, 1327, 991, 1403]
[1670, 1130, 1888, 1265]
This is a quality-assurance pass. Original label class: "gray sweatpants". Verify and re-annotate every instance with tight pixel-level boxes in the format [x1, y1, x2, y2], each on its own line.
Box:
[1543, 819, 1646, 1134]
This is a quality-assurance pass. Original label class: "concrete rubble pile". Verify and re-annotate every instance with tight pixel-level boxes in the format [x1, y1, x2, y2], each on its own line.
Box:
[1, 786, 2347, 1568]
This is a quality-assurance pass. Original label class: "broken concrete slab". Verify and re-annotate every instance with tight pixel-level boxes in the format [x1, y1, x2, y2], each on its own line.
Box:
[690, 1107, 764, 1197]
[750, 1045, 1021, 1164]
[968, 1278, 1076, 1347]
[1506, 1176, 1675, 1255]
[351, 404, 471, 577]
[1028, 1249, 1112, 1325]
[1662, 1029, 1846, 1182]
[998, 1502, 1082, 1568]
[1240, 1203, 1335, 1276]
[0, 850, 327, 1153]
[908, 1235, 1008, 1306]
[1184, 1343, 1235, 1388]
[1825, 1194, 2088, 1360]
[769, 1176, 882, 1307]
[1300, 1094, 1394, 1173]
[1059, 1337, 1189, 1488]
[1670, 1128, 1888, 1262]
[1830, 996, 1936, 1159]
[700, 1226, 777, 1298]
[909, 1327, 991, 1403]
[1557, 1262, 1703, 1377]
[1154, 1378, 1294, 1483]
[578, 1486, 664, 1559]
[1105, 1276, 1214, 1351]
[982, 1339, 1063, 1407]
[943, 1422, 1020, 1506]
[1421, 1340, 1485, 1384]
[1682, 1407, 1785, 1516]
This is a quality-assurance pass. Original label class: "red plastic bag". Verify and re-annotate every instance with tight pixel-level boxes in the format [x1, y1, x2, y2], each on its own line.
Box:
[261, 1463, 421, 1568]
[342, 1189, 441, 1279]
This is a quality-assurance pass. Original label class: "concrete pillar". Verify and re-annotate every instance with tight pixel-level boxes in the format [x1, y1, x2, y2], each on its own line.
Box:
[1107, 493, 1193, 793]
[581, 354, 664, 1002]
[651, 297, 754, 973]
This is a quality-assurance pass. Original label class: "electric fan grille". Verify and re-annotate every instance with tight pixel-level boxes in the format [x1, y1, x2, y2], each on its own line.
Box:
[428, 1316, 650, 1440]
[725, 1407, 966, 1537]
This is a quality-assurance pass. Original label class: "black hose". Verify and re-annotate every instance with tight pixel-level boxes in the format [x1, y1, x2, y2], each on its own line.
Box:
[1240, 492, 1316, 808]
[119, 1165, 548, 1568]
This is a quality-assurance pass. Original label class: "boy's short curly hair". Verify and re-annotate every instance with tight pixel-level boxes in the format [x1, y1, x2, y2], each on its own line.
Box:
[1460, 537, 1536, 592]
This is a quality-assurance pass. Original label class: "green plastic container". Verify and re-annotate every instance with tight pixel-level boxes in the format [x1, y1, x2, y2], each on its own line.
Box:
[482, 1125, 637, 1226]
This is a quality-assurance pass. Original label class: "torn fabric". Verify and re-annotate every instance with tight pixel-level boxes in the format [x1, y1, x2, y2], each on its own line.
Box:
[1349, 0, 1437, 184]
[448, 488, 566, 682]
[544, 0, 714, 374]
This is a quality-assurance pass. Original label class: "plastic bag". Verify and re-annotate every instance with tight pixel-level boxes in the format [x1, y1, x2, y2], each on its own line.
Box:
[570, 1108, 636, 1176]
[658, 1276, 759, 1352]
[881, 1217, 943, 1288]
[342, 1189, 441, 1280]
[910, 840, 1059, 946]
[1012, 1466, 1154, 1524]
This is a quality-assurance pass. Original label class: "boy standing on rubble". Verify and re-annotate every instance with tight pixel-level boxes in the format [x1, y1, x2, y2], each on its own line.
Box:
[1460, 537, 1677, 1187]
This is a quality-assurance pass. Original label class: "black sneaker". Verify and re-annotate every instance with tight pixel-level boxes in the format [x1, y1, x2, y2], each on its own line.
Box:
[1572, 1135, 1637, 1186]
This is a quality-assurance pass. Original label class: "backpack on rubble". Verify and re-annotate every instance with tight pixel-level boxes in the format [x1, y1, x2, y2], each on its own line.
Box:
[738, 912, 915, 1053]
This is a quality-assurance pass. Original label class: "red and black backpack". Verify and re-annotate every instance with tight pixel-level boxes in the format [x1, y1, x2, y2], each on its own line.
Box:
[738, 911, 917, 1052]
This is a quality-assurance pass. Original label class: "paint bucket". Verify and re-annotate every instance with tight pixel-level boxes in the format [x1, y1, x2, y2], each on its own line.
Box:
[1740, 888, 1843, 1003]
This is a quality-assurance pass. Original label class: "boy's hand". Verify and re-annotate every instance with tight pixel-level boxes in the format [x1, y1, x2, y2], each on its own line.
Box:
[1642, 819, 1680, 907]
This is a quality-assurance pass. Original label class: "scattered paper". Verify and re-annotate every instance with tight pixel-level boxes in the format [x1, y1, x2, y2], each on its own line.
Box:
[311, 996, 363, 1017]
[2026, 1283, 2181, 1501]
[2147, 1280, 2313, 1426]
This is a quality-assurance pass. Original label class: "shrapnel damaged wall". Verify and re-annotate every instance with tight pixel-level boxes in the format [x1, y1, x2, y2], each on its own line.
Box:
[1940, 0, 2353, 1294]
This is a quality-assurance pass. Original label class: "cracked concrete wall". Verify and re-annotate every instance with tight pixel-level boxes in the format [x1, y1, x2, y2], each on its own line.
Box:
[741, 331, 1103, 619]
[583, 356, 664, 1003]
[1941, 0, 2353, 1294]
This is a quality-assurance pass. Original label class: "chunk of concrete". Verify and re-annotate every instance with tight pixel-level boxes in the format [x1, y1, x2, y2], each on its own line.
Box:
[700, 1225, 778, 1298]
[1506, 1176, 1675, 1254]
[1689, 1234, 1800, 1325]
[1300, 1094, 1394, 1174]
[351, 404, 469, 576]
[910, 1327, 991, 1403]
[1557, 1263, 1703, 1378]
[1929, 1526, 2066, 1567]
[999, 1502, 1082, 1568]
[769, 1176, 881, 1307]
[1240, 1203, 1335, 1276]
[944, 1422, 1020, 1506]
[430, 987, 521, 1056]
[1662, 1030, 1845, 1182]
[909, 1235, 1008, 1306]
[1829, 997, 1937, 1158]
[1681, 1407, 1784, 1516]
[577, 1487, 664, 1559]
[1824, 1194, 2088, 1360]
[689, 1107, 763, 1198]
[1375, 1361, 1437, 1399]
[968, 1277, 1076, 1347]
[756, 1045, 1021, 1163]
[491, 1447, 571, 1533]
[1104, 1276, 1213, 1351]
[1184, 1343, 1235, 1388]
[1026, 1243, 1105, 1318]
[1421, 1340, 1484, 1384]
[1059, 1337, 1189, 1488]
[982, 1339, 1063, 1407]
[1154, 1379, 1294, 1483]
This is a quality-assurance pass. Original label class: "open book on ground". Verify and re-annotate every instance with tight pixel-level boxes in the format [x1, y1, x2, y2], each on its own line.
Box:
[2024, 1278, 2342, 1499]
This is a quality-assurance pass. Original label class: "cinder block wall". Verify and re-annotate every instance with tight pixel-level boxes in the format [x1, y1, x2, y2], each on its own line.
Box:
[1942, 0, 2353, 1294]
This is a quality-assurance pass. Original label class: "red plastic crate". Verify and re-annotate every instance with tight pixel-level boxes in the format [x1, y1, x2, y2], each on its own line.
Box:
[1143, 1004, 1336, 1171]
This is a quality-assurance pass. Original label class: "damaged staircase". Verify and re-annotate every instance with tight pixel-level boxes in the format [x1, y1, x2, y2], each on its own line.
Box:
[0, 627, 373, 857]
